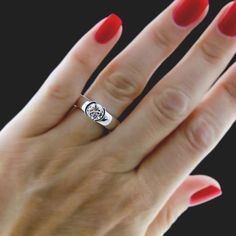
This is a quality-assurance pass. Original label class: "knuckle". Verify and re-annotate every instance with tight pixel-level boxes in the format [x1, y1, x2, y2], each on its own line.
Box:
[104, 64, 143, 103]
[162, 205, 177, 230]
[198, 39, 223, 65]
[69, 50, 94, 72]
[44, 82, 71, 101]
[222, 81, 236, 102]
[151, 88, 189, 123]
[184, 115, 215, 153]
[151, 27, 176, 51]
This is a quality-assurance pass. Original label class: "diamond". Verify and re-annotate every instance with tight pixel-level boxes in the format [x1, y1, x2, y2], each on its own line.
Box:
[85, 102, 105, 121]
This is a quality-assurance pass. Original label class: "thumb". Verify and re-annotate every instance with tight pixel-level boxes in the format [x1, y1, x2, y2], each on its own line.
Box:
[146, 175, 222, 236]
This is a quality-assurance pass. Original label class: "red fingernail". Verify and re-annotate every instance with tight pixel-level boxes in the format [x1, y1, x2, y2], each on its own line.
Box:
[173, 0, 209, 26]
[190, 185, 222, 207]
[218, 1, 236, 37]
[95, 14, 122, 44]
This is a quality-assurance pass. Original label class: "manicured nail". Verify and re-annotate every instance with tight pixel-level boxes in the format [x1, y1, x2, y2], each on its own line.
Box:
[173, 0, 209, 26]
[218, 1, 236, 37]
[190, 185, 222, 207]
[95, 14, 122, 44]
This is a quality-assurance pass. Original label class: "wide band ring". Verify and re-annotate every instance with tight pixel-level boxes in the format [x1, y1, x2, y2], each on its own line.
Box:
[76, 95, 120, 130]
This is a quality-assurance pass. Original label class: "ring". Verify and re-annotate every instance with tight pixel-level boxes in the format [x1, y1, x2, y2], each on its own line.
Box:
[76, 95, 120, 130]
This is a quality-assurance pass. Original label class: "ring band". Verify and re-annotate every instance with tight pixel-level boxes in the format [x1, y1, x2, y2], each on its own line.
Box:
[76, 95, 120, 130]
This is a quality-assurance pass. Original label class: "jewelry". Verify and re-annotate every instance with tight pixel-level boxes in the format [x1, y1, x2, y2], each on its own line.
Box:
[76, 95, 120, 130]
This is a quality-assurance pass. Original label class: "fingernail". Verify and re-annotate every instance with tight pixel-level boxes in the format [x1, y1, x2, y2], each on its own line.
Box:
[95, 14, 122, 44]
[218, 1, 236, 37]
[173, 0, 209, 27]
[190, 185, 222, 207]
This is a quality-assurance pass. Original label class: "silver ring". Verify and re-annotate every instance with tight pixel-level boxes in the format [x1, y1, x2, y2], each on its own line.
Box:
[76, 95, 120, 130]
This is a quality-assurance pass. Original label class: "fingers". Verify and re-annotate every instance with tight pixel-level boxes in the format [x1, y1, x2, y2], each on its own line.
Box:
[57, 0, 209, 142]
[85, 0, 209, 116]
[146, 175, 221, 236]
[108, 2, 236, 171]
[4, 14, 122, 137]
[139, 63, 236, 208]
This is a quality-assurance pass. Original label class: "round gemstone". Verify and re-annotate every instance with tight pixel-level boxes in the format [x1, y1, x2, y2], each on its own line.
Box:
[85, 102, 105, 121]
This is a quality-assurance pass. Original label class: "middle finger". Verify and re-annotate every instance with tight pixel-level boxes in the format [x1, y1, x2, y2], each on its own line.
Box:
[106, 2, 236, 172]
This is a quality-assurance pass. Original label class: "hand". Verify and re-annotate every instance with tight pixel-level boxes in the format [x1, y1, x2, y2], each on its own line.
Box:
[0, 0, 235, 235]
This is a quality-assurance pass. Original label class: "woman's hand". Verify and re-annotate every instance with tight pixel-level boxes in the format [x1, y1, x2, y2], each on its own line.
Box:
[0, 0, 235, 235]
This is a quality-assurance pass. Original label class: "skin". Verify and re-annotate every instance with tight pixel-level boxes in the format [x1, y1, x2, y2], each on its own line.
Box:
[0, 1, 235, 235]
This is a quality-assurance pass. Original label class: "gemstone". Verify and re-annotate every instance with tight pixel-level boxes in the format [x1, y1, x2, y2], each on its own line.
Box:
[85, 102, 105, 121]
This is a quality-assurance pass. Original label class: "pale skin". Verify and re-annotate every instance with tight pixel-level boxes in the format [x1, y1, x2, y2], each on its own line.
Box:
[0, 1, 235, 235]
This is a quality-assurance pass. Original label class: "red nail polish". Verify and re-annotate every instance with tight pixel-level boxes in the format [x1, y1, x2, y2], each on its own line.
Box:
[190, 185, 222, 207]
[173, 0, 209, 26]
[218, 1, 236, 37]
[95, 14, 122, 44]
